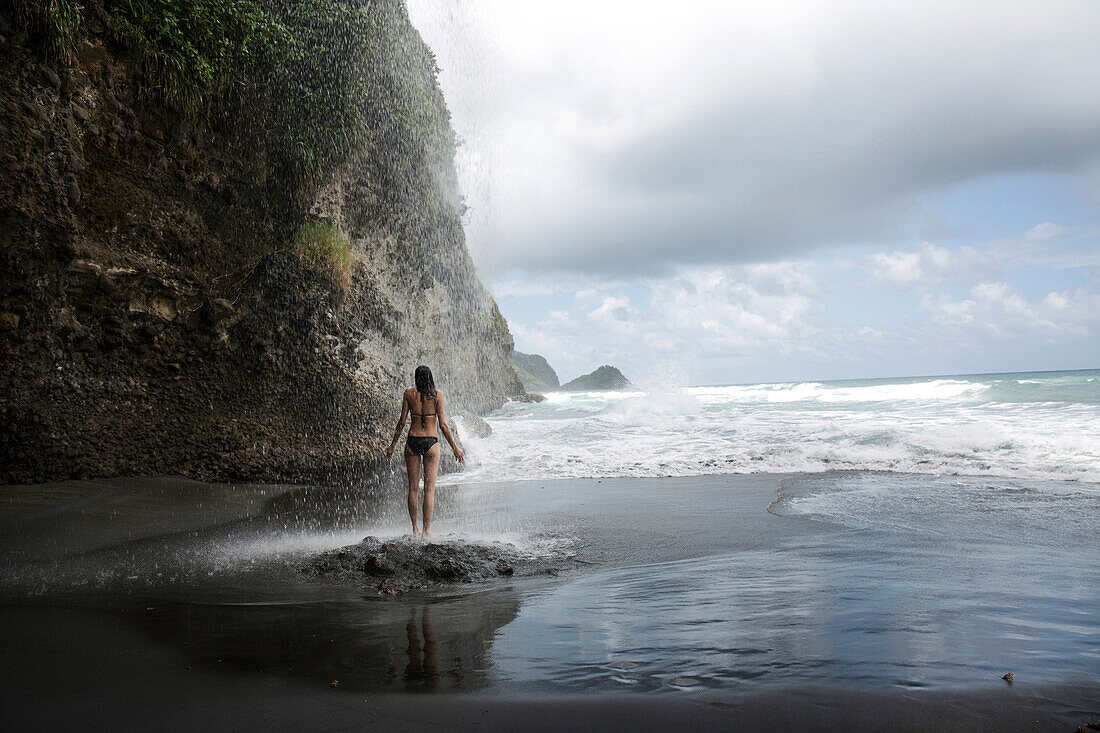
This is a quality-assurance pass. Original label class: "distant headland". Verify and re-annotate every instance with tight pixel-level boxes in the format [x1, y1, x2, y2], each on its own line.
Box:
[511, 352, 632, 392]
[510, 351, 560, 392]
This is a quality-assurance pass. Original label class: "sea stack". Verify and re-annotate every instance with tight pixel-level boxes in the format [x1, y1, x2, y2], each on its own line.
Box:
[560, 365, 633, 391]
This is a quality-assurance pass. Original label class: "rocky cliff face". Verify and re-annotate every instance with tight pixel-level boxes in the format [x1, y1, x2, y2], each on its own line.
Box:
[0, 2, 522, 484]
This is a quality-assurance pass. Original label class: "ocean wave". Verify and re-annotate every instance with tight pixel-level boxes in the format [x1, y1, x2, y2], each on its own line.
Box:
[444, 371, 1100, 486]
[690, 379, 986, 404]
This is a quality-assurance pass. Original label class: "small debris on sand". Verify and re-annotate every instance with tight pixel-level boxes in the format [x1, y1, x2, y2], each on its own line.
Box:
[426, 556, 468, 581]
[361, 553, 395, 576]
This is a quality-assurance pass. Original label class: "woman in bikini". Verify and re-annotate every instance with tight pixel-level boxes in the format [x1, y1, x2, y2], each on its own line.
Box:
[384, 365, 464, 538]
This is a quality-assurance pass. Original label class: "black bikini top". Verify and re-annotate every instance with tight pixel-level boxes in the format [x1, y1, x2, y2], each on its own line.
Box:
[411, 392, 436, 425]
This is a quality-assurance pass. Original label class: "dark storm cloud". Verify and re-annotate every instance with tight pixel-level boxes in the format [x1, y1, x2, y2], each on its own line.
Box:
[481, 2, 1100, 274]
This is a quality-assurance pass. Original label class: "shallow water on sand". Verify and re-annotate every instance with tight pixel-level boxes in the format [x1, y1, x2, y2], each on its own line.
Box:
[492, 516, 1099, 692]
[481, 473, 1099, 694]
[2, 472, 1097, 703]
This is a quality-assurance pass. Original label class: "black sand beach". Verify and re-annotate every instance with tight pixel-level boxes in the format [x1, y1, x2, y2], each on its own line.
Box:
[1, 474, 1097, 731]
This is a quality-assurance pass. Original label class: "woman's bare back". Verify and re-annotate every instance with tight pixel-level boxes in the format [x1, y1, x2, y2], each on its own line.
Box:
[405, 387, 438, 437]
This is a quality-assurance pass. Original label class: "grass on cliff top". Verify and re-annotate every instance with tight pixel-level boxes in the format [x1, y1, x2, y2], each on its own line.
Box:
[105, 0, 297, 114]
[290, 222, 353, 289]
[7, 0, 376, 187]
[8, 0, 82, 60]
[8, 0, 462, 233]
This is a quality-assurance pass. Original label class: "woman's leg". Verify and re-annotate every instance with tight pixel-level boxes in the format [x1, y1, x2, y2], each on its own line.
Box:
[404, 446, 421, 536]
[421, 443, 441, 538]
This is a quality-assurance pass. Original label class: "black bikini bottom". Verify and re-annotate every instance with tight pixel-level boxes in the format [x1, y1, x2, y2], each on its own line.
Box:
[406, 436, 439, 456]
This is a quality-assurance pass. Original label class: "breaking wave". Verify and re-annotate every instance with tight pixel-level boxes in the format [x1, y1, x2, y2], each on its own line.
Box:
[447, 369, 1100, 484]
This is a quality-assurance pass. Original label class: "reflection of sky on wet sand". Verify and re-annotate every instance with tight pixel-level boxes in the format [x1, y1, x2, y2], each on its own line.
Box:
[486, 531, 1100, 693]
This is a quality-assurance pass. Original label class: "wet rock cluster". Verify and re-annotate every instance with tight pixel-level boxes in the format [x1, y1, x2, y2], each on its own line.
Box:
[0, 3, 522, 484]
[302, 536, 559, 594]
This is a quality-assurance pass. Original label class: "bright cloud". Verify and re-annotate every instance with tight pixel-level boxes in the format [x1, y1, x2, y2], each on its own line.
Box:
[864, 242, 994, 287]
[500, 261, 832, 382]
[1027, 222, 1070, 241]
[865, 251, 924, 288]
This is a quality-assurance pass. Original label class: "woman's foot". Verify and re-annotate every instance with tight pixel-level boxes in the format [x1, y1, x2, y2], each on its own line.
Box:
[421, 530, 435, 540]
[411, 527, 420, 538]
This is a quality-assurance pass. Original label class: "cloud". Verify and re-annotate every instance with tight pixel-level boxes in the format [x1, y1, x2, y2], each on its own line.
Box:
[410, 0, 1100, 275]
[498, 225, 1100, 382]
[919, 282, 1100, 339]
[1026, 222, 1070, 241]
[507, 261, 829, 381]
[587, 295, 642, 335]
[865, 251, 924, 288]
[655, 263, 823, 349]
[864, 242, 996, 287]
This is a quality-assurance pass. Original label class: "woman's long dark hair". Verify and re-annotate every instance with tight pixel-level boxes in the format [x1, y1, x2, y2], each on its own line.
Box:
[414, 365, 436, 427]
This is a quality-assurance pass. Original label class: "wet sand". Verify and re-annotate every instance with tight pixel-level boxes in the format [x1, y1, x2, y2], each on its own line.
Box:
[1, 473, 1097, 731]
[2, 603, 1096, 732]
[0, 476, 306, 561]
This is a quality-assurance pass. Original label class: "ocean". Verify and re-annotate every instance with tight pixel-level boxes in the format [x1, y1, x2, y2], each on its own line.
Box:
[2, 369, 1098, 725]
[450, 368, 1100, 483]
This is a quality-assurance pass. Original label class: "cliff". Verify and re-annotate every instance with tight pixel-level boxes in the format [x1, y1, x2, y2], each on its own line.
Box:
[0, 1, 523, 484]
[560, 365, 633, 391]
[510, 350, 559, 392]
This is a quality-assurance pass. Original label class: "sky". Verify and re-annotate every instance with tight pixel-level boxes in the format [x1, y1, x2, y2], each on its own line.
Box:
[406, 0, 1100, 385]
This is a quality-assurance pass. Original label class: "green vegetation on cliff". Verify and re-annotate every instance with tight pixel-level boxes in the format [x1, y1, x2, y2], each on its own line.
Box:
[9, 0, 381, 190]
[7, 0, 80, 60]
[511, 351, 559, 392]
[9, 0, 463, 227]
[561, 365, 633, 391]
[290, 222, 353, 289]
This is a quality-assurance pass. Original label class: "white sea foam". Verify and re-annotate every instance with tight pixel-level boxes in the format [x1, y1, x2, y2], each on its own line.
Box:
[773, 473, 1100, 545]
[444, 370, 1100, 485]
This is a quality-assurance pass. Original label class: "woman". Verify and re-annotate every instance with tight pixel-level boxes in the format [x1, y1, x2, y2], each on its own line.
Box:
[384, 365, 464, 538]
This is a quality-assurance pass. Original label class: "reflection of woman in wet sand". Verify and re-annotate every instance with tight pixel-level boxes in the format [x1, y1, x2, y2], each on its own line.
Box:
[404, 606, 440, 691]
[385, 366, 464, 538]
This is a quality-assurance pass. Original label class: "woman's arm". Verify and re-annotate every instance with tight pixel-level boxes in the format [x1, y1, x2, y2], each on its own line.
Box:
[436, 393, 465, 462]
[384, 392, 410, 460]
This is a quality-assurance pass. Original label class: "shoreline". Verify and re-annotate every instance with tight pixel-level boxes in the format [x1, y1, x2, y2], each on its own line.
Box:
[1, 472, 1097, 730]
